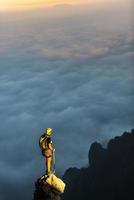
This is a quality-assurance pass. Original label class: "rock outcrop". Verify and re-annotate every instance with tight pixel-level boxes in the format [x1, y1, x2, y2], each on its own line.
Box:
[34, 176, 61, 200]
[34, 174, 65, 200]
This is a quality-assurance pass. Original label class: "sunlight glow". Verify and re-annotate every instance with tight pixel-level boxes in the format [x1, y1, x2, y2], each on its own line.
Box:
[0, 0, 121, 11]
[0, 0, 90, 11]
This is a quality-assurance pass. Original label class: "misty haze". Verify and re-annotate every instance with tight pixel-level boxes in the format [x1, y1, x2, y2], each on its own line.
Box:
[0, 1, 133, 200]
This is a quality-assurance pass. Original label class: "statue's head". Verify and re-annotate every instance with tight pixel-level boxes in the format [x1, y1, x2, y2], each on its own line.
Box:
[46, 128, 53, 136]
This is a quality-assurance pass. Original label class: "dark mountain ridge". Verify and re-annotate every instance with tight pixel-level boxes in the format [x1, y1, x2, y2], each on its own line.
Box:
[62, 129, 134, 200]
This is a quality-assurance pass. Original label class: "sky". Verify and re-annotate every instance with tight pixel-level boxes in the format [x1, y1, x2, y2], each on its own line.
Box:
[0, 0, 125, 11]
[0, 0, 133, 200]
[0, 0, 91, 11]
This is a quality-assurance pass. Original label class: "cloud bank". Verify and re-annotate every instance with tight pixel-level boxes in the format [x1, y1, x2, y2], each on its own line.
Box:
[0, 2, 133, 200]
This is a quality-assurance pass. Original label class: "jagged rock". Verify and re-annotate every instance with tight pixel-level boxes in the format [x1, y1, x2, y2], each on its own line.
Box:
[34, 174, 65, 200]
[88, 142, 106, 166]
[46, 174, 65, 194]
[34, 176, 61, 200]
[62, 129, 134, 200]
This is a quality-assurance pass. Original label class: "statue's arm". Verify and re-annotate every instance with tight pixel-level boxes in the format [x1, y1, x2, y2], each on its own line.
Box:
[48, 140, 54, 151]
[39, 135, 45, 149]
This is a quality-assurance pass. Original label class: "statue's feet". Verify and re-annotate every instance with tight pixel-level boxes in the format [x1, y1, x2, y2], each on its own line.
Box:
[44, 174, 49, 178]
[45, 170, 54, 177]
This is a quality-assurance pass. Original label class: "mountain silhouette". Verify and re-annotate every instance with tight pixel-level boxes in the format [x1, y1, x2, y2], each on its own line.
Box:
[62, 129, 134, 200]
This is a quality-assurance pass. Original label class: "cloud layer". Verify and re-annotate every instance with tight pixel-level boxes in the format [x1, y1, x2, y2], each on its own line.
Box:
[0, 2, 133, 200]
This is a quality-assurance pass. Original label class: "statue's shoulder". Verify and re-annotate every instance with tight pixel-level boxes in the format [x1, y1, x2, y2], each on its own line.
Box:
[39, 134, 46, 148]
[39, 134, 45, 141]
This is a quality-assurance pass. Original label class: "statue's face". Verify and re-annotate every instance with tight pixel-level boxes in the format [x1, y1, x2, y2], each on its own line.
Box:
[46, 128, 52, 136]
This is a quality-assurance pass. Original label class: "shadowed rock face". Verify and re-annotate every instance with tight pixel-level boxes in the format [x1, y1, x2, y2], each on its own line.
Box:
[62, 129, 134, 200]
[88, 142, 106, 166]
[34, 177, 61, 200]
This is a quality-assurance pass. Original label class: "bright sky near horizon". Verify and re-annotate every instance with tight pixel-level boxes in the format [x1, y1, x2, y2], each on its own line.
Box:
[0, 0, 107, 10]
[0, 0, 80, 4]
[0, 0, 128, 11]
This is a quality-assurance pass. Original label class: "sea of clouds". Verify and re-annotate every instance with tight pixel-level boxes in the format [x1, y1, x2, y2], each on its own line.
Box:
[0, 1, 133, 199]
